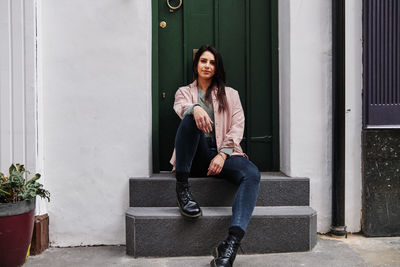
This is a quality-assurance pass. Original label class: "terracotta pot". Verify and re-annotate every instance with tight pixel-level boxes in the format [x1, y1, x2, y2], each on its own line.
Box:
[0, 199, 35, 267]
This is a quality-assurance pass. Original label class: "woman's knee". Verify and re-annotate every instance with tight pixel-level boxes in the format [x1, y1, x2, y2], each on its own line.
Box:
[182, 114, 195, 122]
[176, 115, 198, 135]
[180, 115, 197, 129]
[223, 157, 260, 184]
[244, 162, 260, 184]
[233, 161, 260, 184]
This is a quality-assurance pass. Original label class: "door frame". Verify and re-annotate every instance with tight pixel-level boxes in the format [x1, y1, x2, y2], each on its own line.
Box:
[152, 0, 280, 173]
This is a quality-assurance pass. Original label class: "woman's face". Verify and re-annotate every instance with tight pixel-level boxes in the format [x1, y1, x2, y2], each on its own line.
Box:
[197, 51, 216, 81]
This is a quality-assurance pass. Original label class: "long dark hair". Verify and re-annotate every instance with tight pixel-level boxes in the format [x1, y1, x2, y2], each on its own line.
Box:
[193, 45, 227, 112]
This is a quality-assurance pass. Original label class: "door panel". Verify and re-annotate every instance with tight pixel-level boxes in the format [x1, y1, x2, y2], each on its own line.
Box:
[158, 1, 184, 170]
[184, 1, 215, 82]
[156, 0, 278, 171]
[218, 1, 247, 100]
[248, 0, 273, 170]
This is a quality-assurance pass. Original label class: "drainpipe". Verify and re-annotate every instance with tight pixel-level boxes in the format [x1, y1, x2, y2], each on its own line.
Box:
[331, 0, 347, 236]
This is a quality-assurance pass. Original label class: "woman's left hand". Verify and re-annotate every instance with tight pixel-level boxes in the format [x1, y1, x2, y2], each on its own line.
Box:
[207, 153, 227, 176]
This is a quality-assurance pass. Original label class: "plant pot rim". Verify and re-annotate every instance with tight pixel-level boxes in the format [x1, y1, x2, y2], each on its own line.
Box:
[0, 199, 36, 217]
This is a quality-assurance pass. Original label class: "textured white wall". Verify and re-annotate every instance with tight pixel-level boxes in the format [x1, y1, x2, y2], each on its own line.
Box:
[40, 0, 152, 246]
[279, 0, 333, 233]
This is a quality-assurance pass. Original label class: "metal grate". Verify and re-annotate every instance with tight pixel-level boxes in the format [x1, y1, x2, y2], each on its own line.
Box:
[364, 0, 400, 126]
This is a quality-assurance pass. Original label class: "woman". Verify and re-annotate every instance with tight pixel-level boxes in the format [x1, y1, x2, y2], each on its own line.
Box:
[170, 45, 260, 267]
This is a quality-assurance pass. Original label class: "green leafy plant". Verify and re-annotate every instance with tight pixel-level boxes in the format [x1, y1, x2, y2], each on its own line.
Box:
[0, 164, 50, 203]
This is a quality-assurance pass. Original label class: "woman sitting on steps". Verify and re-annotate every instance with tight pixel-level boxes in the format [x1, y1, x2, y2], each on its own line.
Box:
[170, 45, 261, 267]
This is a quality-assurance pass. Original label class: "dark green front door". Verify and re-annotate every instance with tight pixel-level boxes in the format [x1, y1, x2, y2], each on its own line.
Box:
[153, 0, 279, 172]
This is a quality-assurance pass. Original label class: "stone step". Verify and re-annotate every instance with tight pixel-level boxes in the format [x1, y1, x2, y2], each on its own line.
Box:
[126, 206, 317, 257]
[129, 173, 309, 207]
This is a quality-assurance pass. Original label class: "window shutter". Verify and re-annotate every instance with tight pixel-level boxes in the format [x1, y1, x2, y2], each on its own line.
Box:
[364, 0, 400, 127]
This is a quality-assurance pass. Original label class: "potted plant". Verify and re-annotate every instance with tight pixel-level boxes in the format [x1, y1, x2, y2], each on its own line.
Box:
[0, 164, 50, 267]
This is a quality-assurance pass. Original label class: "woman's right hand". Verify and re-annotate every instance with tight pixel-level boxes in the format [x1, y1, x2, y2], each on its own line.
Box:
[193, 106, 213, 133]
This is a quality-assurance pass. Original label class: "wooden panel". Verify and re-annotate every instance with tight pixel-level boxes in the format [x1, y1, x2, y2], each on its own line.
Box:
[184, 0, 214, 83]
[248, 0, 273, 170]
[11, 0, 26, 165]
[0, 0, 13, 169]
[24, 0, 37, 173]
[218, 0, 247, 152]
[218, 0, 246, 100]
[0, 0, 37, 171]
[158, 0, 184, 170]
[30, 214, 50, 255]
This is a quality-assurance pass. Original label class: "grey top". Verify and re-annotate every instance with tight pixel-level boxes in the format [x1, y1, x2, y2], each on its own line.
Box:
[183, 88, 234, 156]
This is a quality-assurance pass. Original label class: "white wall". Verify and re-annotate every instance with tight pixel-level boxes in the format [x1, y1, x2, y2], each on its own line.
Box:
[40, 0, 152, 246]
[0, 0, 37, 175]
[279, 0, 363, 233]
[345, 0, 362, 233]
[279, 0, 333, 233]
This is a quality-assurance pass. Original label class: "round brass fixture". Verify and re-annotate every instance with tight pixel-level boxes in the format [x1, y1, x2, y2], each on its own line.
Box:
[166, 0, 182, 12]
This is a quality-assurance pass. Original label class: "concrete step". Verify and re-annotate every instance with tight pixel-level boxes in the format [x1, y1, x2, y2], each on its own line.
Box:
[126, 206, 317, 257]
[129, 173, 309, 207]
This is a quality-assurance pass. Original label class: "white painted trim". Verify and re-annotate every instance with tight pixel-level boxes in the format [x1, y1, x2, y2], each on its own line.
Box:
[0, 0, 37, 173]
[344, 0, 363, 233]
[35, 0, 47, 215]
[0, 0, 13, 169]
[24, 0, 37, 174]
[278, 0, 292, 177]
[365, 125, 400, 129]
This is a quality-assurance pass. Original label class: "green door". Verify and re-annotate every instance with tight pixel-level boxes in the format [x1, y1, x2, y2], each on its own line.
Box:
[153, 0, 279, 172]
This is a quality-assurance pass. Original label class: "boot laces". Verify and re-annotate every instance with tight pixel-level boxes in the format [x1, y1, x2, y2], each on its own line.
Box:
[222, 239, 242, 258]
[178, 184, 194, 202]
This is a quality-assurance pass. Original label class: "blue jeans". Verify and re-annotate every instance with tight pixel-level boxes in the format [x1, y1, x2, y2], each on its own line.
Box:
[175, 115, 260, 231]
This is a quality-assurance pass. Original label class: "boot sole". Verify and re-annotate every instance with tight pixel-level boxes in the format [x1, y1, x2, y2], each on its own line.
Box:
[177, 201, 202, 219]
[212, 246, 218, 258]
[210, 247, 218, 267]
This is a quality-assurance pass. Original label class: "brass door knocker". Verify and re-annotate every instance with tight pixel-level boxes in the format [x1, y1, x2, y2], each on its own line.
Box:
[166, 0, 182, 12]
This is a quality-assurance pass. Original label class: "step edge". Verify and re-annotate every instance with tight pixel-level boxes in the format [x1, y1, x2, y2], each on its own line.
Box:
[129, 176, 310, 182]
[126, 206, 316, 218]
[130, 171, 308, 180]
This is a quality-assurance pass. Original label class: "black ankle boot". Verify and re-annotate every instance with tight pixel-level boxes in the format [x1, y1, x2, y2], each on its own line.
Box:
[210, 235, 241, 267]
[176, 181, 202, 218]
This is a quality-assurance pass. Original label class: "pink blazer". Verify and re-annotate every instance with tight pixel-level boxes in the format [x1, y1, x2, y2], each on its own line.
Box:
[170, 80, 246, 169]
